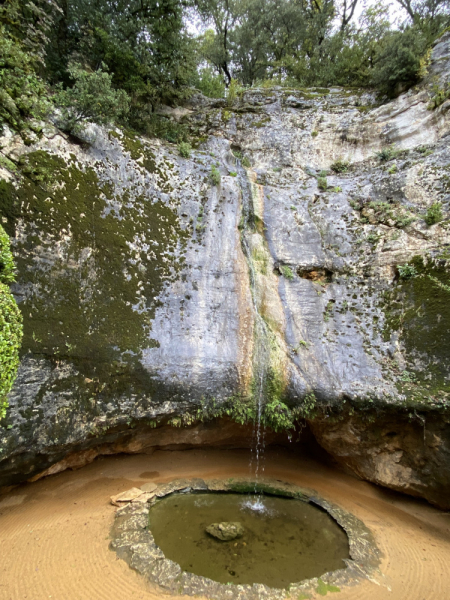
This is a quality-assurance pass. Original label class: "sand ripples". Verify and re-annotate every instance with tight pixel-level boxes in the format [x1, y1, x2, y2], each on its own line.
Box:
[1, 448, 449, 600]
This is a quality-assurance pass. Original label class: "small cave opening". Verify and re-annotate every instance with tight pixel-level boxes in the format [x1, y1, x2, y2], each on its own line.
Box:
[297, 267, 333, 283]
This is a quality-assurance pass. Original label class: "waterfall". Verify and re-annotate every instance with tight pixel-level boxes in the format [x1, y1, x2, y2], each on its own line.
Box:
[237, 160, 271, 511]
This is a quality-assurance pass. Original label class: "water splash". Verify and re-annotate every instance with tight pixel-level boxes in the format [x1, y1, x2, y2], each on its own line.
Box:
[241, 496, 267, 513]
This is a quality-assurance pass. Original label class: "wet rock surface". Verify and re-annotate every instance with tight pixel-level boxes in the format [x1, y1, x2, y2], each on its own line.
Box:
[206, 521, 245, 541]
[1, 35, 450, 506]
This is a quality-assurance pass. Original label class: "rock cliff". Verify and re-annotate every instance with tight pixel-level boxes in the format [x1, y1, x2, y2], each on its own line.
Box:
[1, 34, 450, 508]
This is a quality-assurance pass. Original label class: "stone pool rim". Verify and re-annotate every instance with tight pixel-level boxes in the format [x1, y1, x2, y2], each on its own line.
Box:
[110, 477, 382, 599]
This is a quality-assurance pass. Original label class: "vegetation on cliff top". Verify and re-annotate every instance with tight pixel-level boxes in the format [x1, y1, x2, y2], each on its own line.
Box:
[0, 0, 449, 144]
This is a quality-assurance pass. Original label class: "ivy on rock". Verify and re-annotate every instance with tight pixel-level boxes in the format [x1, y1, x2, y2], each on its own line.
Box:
[0, 224, 22, 420]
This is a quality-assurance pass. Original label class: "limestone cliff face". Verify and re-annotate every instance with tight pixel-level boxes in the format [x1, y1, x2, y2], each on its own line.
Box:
[1, 34, 450, 507]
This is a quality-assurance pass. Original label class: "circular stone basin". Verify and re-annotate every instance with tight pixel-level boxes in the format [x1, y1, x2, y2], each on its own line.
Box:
[149, 492, 349, 588]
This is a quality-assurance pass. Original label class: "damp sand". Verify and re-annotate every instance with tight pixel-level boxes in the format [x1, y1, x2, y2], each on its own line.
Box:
[0, 447, 449, 600]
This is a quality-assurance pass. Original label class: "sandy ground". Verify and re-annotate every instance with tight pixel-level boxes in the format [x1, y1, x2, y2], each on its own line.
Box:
[0, 447, 449, 600]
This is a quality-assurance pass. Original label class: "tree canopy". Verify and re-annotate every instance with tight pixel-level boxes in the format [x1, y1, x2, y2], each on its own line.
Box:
[0, 0, 449, 139]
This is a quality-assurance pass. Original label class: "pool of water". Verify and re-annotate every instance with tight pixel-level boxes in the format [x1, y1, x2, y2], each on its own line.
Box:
[149, 492, 349, 588]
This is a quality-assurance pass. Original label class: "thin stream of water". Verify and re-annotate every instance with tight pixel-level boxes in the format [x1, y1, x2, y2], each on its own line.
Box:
[237, 162, 270, 512]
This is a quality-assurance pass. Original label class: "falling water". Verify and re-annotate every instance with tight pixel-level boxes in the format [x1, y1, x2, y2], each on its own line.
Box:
[237, 160, 271, 512]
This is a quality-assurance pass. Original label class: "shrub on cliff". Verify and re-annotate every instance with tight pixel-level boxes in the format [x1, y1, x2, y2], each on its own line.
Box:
[54, 63, 130, 134]
[370, 27, 430, 96]
[0, 225, 22, 420]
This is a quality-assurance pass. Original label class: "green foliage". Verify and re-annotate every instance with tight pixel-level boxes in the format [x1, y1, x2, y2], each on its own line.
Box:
[229, 171, 237, 176]
[210, 164, 221, 186]
[263, 398, 296, 432]
[376, 145, 399, 161]
[417, 145, 433, 156]
[0, 0, 58, 137]
[193, 66, 225, 98]
[2, 0, 447, 139]
[292, 340, 310, 352]
[227, 78, 243, 105]
[398, 264, 418, 279]
[48, 0, 196, 124]
[299, 392, 316, 418]
[0, 225, 22, 420]
[370, 27, 430, 97]
[366, 232, 380, 244]
[281, 265, 294, 280]
[242, 156, 251, 168]
[54, 63, 130, 133]
[330, 159, 349, 173]
[318, 176, 328, 191]
[366, 200, 416, 228]
[316, 579, 340, 596]
[428, 81, 450, 109]
[400, 370, 416, 383]
[424, 201, 443, 225]
[178, 142, 191, 158]
[332, 186, 342, 193]
[142, 114, 188, 143]
[388, 164, 398, 174]
[0, 226, 16, 284]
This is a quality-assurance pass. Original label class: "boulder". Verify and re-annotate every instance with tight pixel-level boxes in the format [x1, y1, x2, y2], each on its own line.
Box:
[206, 522, 244, 541]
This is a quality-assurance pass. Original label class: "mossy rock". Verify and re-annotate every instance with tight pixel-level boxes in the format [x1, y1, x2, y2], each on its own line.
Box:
[0, 149, 188, 403]
[384, 253, 450, 397]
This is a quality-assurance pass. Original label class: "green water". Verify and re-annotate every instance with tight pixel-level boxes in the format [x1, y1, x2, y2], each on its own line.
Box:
[149, 493, 349, 588]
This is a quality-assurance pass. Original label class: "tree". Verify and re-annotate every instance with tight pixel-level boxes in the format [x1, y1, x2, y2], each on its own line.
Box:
[54, 62, 130, 133]
[393, 0, 450, 36]
[339, 0, 360, 30]
[194, 0, 246, 84]
[48, 0, 197, 114]
[0, 0, 60, 136]
[370, 26, 430, 96]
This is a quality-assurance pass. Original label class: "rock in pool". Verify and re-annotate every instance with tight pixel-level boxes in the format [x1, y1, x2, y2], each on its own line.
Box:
[206, 522, 244, 541]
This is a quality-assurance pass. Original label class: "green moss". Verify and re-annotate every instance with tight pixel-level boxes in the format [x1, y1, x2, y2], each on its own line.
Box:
[226, 479, 308, 500]
[0, 150, 188, 400]
[253, 116, 271, 128]
[0, 155, 18, 173]
[251, 247, 268, 274]
[119, 130, 157, 173]
[316, 579, 340, 595]
[281, 265, 294, 280]
[384, 254, 450, 396]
